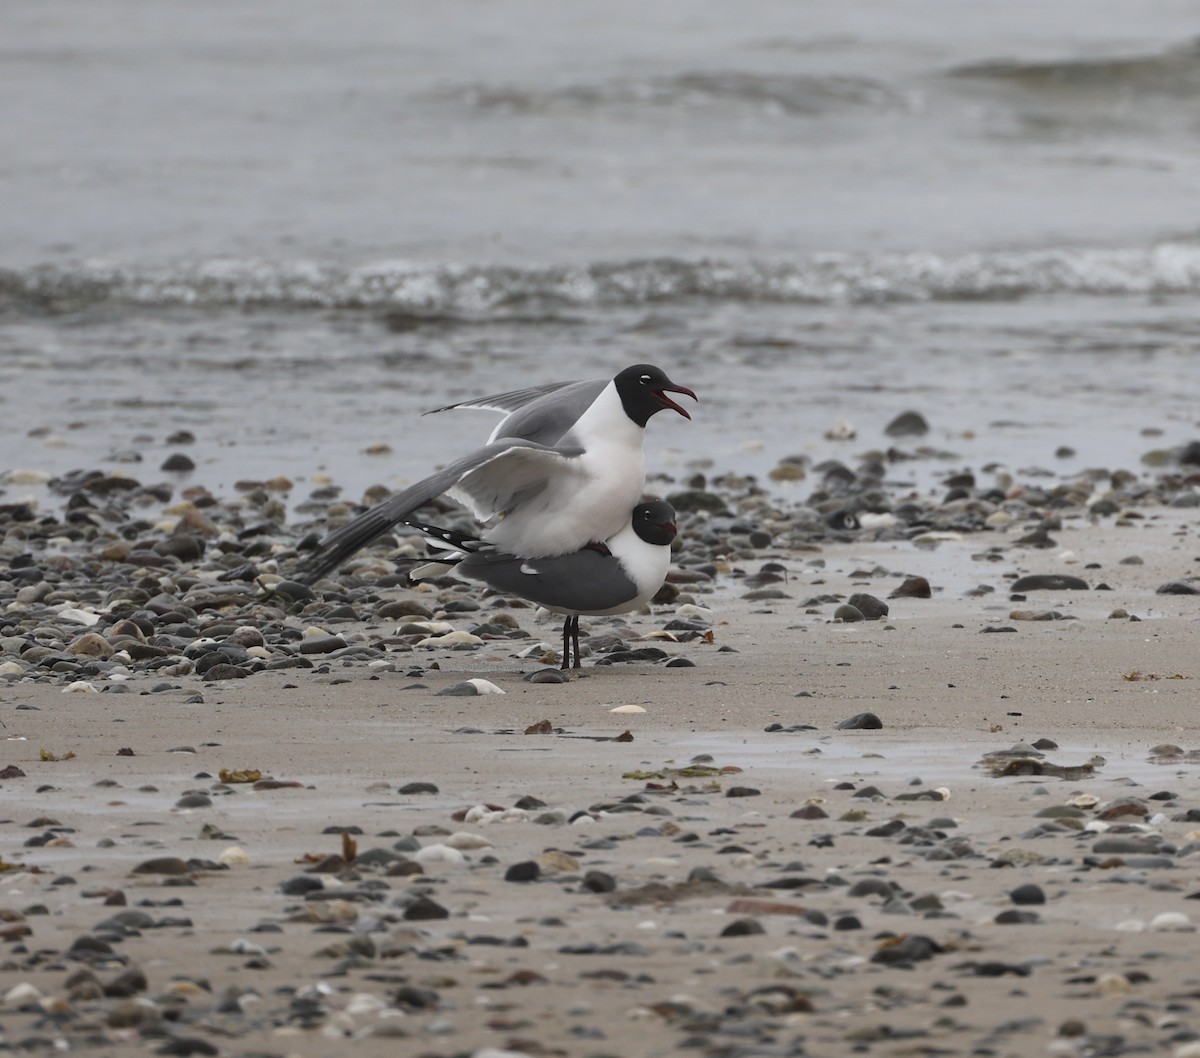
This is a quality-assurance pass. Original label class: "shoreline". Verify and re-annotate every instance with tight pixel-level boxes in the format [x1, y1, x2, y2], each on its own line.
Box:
[3, 499, 1200, 1055]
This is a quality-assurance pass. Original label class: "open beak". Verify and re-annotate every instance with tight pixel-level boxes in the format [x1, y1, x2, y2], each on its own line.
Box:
[653, 383, 698, 420]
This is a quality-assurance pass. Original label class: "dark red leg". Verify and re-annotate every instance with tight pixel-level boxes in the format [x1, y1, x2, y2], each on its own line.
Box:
[571, 615, 581, 669]
[560, 617, 571, 670]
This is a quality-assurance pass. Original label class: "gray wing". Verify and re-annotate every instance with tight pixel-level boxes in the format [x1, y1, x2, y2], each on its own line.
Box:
[489, 379, 608, 446]
[423, 378, 585, 417]
[295, 438, 584, 583]
[456, 549, 637, 614]
[424, 377, 608, 447]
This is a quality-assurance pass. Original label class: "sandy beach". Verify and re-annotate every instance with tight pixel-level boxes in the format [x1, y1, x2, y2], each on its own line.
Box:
[5, 6, 1200, 1054]
[3, 488, 1200, 1057]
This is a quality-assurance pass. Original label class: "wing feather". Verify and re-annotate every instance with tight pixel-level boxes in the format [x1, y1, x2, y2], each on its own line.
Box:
[296, 438, 584, 583]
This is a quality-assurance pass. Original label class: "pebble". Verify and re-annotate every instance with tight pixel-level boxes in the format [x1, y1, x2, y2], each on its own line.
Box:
[4, 428, 1200, 1058]
[884, 410, 930, 437]
[847, 593, 889, 620]
[837, 712, 883, 730]
[1157, 580, 1200, 595]
[1010, 573, 1089, 591]
[889, 576, 931, 599]
[505, 861, 541, 883]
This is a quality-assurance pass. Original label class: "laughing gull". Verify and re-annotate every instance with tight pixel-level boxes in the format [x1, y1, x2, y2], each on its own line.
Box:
[296, 364, 695, 583]
[406, 500, 678, 669]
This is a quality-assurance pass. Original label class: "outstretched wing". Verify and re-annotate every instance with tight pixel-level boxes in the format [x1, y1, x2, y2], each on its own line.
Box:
[425, 378, 608, 447]
[423, 379, 582, 417]
[295, 438, 584, 583]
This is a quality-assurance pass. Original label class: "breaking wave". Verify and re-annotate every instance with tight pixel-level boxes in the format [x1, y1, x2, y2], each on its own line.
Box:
[5, 243, 1200, 314]
[440, 70, 900, 116]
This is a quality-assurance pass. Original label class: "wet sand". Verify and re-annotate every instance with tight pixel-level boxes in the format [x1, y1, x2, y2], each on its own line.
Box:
[3, 510, 1200, 1057]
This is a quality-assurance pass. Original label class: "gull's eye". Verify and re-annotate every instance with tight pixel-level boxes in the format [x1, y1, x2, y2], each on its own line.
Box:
[640, 374, 652, 383]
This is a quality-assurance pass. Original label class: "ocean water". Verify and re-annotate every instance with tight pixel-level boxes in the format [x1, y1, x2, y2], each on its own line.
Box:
[3, 1, 1199, 502]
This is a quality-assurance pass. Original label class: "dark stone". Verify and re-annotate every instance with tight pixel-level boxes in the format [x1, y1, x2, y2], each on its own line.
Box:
[200, 663, 249, 681]
[582, 870, 617, 893]
[398, 782, 439, 795]
[720, 917, 765, 937]
[889, 576, 931, 599]
[1157, 580, 1200, 595]
[726, 786, 761, 798]
[1010, 574, 1089, 592]
[436, 681, 481, 696]
[847, 593, 889, 620]
[1010, 883, 1046, 905]
[505, 861, 541, 883]
[848, 879, 894, 899]
[279, 876, 324, 896]
[394, 985, 440, 1011]
[156, 1039, 219, 1057]
[837, 712, 883, 730]
[995, 909, 1040, 925]
[297, 635, 348, 654]
[524, 669, 568, 683]
[967, 960, 1031, 977]
[132, 857, 191, 876]
[103, 967, 148, 997]
[865, 819, 905, 838]
[871, 934, 942, 965]
[885, 410, 930, 437]
[403, 896, 449, 921]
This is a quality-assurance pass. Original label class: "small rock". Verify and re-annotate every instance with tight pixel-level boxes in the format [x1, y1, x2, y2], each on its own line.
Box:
[726, 786, 761, 798]
[847, 593, 889, 620]
[67, 633, 115, 659]
[720, 917, 765, 937]
[1157, 580, 1200, 595]
[1010, 574, 1089, 592]
[504, 861, 541, 883]
[1010, 883, 1045, 905]
[297, 635, 347, 655]
[582, 870, 617, 893]
[884, 410, 930, 437]
[160, 453, 196, 472]
[837, 712, 883, 730]
[132, 857, 191, 876]
[889, 576, 931, 599]
[403, 896, 449, 921]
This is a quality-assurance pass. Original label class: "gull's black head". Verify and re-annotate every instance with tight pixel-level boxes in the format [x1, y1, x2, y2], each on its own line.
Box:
[632, 500, 678, 547]
[612, 364, 697, 428]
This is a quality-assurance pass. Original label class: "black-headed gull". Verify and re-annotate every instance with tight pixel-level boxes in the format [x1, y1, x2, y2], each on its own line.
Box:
[297, 364, 694, 583]
[406, 500, 677, 669]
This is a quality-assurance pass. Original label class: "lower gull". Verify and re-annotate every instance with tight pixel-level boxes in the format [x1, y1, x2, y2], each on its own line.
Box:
[404, 501, 677, 670]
